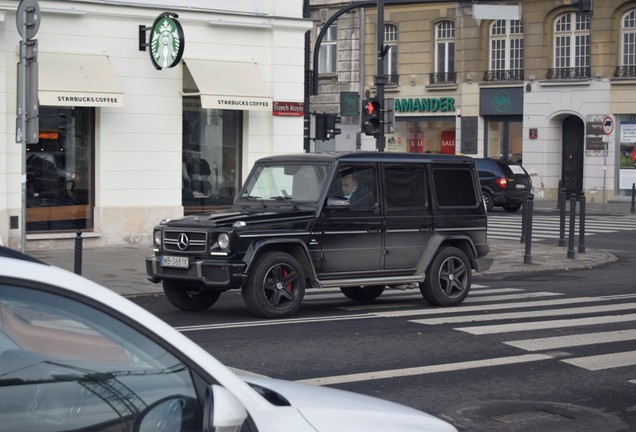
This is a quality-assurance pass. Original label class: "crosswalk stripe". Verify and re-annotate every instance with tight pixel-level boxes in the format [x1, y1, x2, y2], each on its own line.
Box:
[455, 313, 636, 335]
[486, 214, 636, 241]
[294, 354, 552, 386]
[409, 303, 636, 325]
[374, 295, 636, 318]
[562, 350, 636, 371]
[504, 329, 636, 351]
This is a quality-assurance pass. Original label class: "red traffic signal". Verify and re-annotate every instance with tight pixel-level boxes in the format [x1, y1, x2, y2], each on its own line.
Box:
[362, 99, 381, 136]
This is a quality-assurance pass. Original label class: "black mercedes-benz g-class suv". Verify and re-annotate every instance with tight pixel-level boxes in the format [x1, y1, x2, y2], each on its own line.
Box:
[146, 152, 491, 318]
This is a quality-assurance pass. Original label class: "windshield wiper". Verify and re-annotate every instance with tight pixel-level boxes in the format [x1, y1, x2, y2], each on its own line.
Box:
[269, 196, 299, 211]
[239, 195, 267, 208]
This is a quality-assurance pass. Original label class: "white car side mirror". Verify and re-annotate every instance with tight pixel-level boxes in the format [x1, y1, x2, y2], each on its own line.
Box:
[203, 384, 248, 432]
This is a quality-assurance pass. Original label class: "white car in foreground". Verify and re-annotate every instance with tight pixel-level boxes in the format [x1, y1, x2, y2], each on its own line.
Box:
[0, 248, 457, 432]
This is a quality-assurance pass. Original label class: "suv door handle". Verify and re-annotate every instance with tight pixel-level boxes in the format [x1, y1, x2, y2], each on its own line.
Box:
[367, 228, 381, 234]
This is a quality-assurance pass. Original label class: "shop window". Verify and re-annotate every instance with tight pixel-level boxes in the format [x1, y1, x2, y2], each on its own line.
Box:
[389, 118, 455, 154]
[182, 97, 241, 213]
[485, 119, 523, 163]
[27, 107, 94, 232]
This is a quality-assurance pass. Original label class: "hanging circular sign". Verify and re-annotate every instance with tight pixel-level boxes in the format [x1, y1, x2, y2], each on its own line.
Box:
[602, 116, 614, 135]
[149, 12, 184, 70]
[16, 0, 41, 40]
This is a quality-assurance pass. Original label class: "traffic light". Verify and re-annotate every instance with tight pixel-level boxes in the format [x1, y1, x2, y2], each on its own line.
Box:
[315, 113, 328, 140]
[327, 114, 341, 138]
[315, 113, 342, 141]
[362, 98, 381, 137]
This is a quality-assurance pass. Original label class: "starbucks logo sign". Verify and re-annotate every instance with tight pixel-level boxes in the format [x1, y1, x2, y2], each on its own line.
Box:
[149, 13, 184, 70]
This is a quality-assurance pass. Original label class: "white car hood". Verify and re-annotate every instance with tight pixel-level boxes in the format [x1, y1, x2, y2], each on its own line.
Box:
[242, 376, 457, 432]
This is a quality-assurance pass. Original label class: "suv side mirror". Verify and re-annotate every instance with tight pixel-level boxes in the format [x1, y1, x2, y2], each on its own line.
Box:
[325, 196, 351, 209]
[203, 385, 248, 432]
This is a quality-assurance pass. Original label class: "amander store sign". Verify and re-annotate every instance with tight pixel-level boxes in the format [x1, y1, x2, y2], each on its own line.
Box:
[395, 97, 456, 113]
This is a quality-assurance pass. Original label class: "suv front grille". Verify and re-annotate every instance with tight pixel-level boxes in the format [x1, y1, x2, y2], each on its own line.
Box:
[163, 230, 208, 253]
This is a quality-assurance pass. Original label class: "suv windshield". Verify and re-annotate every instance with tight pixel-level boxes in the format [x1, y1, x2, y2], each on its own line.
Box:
[238, 163, 331, 206]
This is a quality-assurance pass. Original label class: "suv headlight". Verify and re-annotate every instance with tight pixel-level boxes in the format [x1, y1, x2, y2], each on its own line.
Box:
[217, 233, 230, 250]
[153, 230, 162, 248]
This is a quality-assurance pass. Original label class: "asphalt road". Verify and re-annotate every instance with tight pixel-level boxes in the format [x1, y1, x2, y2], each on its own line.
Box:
[131, 225, 636, 432]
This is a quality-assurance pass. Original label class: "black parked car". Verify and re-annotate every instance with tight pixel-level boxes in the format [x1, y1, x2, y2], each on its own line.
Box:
[474, 158, 532, 212]
[146, 152, 492, 318]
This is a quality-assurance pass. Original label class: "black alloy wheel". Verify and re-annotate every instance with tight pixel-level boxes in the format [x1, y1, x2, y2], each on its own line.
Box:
[420, 246, 471, 306]
[243, 251, 306, 318]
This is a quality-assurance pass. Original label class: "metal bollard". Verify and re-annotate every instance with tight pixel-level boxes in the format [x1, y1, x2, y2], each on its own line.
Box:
[632, 183, 635, 214]
[578, 192, 586, 254]
[567, 194, 576, 259]
[558, 188, 566, 247]
[524, 194, 534, 264]
[520, 191, 528, 243]
[74, 230, 83, 275]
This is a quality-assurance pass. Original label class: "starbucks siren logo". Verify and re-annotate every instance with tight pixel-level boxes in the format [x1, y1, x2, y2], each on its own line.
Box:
[149, 13, 185, 70]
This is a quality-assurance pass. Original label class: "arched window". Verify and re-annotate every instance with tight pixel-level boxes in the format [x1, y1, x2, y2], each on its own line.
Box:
[384, 24, 398, 85]
[487, 19, 524, 81]
[549, 12, 590, 79]
[433, 20, 455, 84]
[618, 9, 636, 77]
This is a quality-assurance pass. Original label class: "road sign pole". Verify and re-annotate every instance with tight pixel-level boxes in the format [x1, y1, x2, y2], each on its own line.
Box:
[16, 0, 40, 253]
[19, 31, 28, 254]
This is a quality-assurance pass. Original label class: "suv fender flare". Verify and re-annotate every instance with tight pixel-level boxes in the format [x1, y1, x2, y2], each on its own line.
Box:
[415, 233, 478, 275]
[242, 239, 318, 281]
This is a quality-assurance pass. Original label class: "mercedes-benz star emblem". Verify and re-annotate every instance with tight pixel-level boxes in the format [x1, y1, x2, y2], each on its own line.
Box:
[177, 233, 189, 250]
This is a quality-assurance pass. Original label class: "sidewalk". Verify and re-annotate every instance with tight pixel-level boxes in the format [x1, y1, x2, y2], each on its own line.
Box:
[26, 199, 635, 296]
[29, 239, 619, 297]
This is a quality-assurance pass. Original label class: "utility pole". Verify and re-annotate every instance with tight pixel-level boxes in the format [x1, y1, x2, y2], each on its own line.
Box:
[375, 0, 386, 152]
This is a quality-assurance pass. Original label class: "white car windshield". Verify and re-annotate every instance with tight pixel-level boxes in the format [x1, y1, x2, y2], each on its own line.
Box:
[240, 164, 331, 205]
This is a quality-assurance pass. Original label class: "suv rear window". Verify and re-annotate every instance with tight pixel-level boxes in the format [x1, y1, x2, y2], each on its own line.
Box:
[384, 165, 428, 209]
[432, 167, 478, 207]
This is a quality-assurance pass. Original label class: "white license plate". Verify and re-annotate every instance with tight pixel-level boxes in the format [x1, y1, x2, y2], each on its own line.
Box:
[161, 255, 189, 268]
[515, 184, 526, 189]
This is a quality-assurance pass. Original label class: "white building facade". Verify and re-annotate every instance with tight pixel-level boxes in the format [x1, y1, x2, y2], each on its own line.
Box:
[0, 0, 310, 249]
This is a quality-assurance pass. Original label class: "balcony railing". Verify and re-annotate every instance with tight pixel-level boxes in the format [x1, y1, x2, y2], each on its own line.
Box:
[547, 67, 591, 80]
[615, 66, 636, 78]
[387, 74, 399, 86]
[429, 72, 456, 85]
[484, 69, 524, 82]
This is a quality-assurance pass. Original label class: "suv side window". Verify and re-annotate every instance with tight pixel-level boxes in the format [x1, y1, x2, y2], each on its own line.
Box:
[333, 165, 377, 211]
[384, 165, 428, 209]
[433, 167, 478, 207]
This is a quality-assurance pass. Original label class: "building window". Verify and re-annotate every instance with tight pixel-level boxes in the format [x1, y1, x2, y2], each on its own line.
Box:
[549, 12, 590, 79]
[182, 98, 242, 213]
[432, 21, 455, 84]
[617, 9, 636, 77]
[318, 25, 337, 74]
[486, 19, 524, 81]
[27, 107, 94, 232]
[384, 24, 398, 85]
